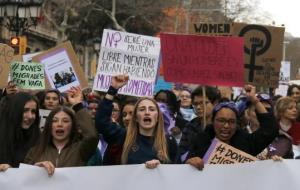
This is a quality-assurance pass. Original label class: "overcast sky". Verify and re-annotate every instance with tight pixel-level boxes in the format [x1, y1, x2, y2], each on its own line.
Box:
[259, 0, 300, 37]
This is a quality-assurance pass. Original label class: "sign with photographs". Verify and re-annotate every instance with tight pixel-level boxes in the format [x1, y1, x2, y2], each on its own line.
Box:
[32, 41, 88, 92]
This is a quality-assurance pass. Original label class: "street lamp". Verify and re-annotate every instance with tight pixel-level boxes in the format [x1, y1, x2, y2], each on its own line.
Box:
[0, 0, 43, 36]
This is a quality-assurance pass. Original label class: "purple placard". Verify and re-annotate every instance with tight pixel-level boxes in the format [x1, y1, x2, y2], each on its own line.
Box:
[203, 138, 219, 163]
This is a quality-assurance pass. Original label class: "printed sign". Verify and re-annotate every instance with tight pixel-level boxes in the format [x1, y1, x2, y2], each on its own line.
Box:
[10, 62, 45, 89]
[93, 29, 161, 97]
[160, 33, 244, 87]
[32, 41, 88, 92]
[203, 138, 257, 164]
[0, 44, 14, 88]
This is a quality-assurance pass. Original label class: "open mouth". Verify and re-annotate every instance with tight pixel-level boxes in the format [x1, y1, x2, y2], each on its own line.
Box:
[143, 117, 152, 124]
[55, 129, 65, 136]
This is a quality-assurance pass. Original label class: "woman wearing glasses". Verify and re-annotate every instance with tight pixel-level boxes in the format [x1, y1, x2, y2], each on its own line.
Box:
[185, 85, 278, 170]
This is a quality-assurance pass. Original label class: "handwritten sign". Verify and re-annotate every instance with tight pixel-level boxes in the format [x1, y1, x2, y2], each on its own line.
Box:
[32, 41, 88, 92]
[189, 23, 232, 36]
[160, 33, 244, 87]
[93, 29, 161, 97]
[10, 62, 45, 89]
[203, 138, 257, 164]
[190, 22, 285, 87]
[232, 23, 284, 87]
[0, 44, 14, 88]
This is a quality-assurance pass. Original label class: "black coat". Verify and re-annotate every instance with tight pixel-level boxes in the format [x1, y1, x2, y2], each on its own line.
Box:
[187, 112, 278, 160]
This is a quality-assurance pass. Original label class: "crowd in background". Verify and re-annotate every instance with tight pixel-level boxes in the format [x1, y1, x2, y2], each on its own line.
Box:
[0, 74, 300, 175]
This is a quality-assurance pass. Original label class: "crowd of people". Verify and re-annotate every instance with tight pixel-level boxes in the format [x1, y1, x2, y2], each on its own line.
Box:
[0, 74, 299, 175]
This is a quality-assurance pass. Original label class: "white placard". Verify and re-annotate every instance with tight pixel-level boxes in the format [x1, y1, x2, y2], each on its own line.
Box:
[1, 161, 300, 190]
[93, 29, 161, 97]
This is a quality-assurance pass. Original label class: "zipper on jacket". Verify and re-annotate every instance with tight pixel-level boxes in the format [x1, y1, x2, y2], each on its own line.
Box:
[56, 149, 62, 167]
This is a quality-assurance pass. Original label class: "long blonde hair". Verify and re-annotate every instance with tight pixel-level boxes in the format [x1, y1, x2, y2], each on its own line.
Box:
[121, 97, 169, 164]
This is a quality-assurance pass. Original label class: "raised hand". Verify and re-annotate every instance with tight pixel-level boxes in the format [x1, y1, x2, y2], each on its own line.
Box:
[67, 86, 83, 106]
[5, 81, 19, 95]
[244, 84, 257, 103]
[111, 74, 129, 90]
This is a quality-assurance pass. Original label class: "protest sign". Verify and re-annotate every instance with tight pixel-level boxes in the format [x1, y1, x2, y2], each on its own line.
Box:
[23, 52, 42, 62]
[232, 23, 284, 87]
[39, 109, 51, 131]
[203, 138, 257, 164]
[2, 161, 300, 190]
[0, 44, 14, 88]
[154, 76, 172, 93]
[275, 61, 290, 96]
[189, 23, 232, 36]
[32, 41, 88, 92]
[10, 62, 45, 89]
[190, 22, 285, 87]
[160, 33, 244, 87]
[93, 29, 161, 97]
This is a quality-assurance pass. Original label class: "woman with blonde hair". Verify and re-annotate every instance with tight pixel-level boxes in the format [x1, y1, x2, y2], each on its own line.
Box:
[96, 75, 177, 168]
[275, 96, 300, 145]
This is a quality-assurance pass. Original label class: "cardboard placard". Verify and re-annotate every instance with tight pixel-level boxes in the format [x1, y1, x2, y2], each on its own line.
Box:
[189, 23, 232, 36]
[160, 33, 244, 87]
[190, 22, 285, 87]
[0, 44, 14, 88]
[32, 41, 88, 92]
[93, 29, 161, 97]
[203, 138, 257, 164]
[10, 62, 45, 90]
[232, 23, 284, 87]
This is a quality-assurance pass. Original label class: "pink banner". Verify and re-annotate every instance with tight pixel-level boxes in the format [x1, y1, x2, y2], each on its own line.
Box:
[160, 33, 244, 87]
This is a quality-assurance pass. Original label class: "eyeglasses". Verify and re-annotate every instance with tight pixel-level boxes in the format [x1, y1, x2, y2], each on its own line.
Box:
[215, 118, 236, 126]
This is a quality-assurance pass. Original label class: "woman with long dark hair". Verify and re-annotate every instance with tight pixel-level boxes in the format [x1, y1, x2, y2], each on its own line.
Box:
[24, 87, 98, 175]
[0, 92, 40, 171]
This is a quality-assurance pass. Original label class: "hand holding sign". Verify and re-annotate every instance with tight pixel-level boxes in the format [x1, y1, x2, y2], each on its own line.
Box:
[186, 157, 204, 170]
[5, 81, 19, 95]
[111, 74, 129, 90]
